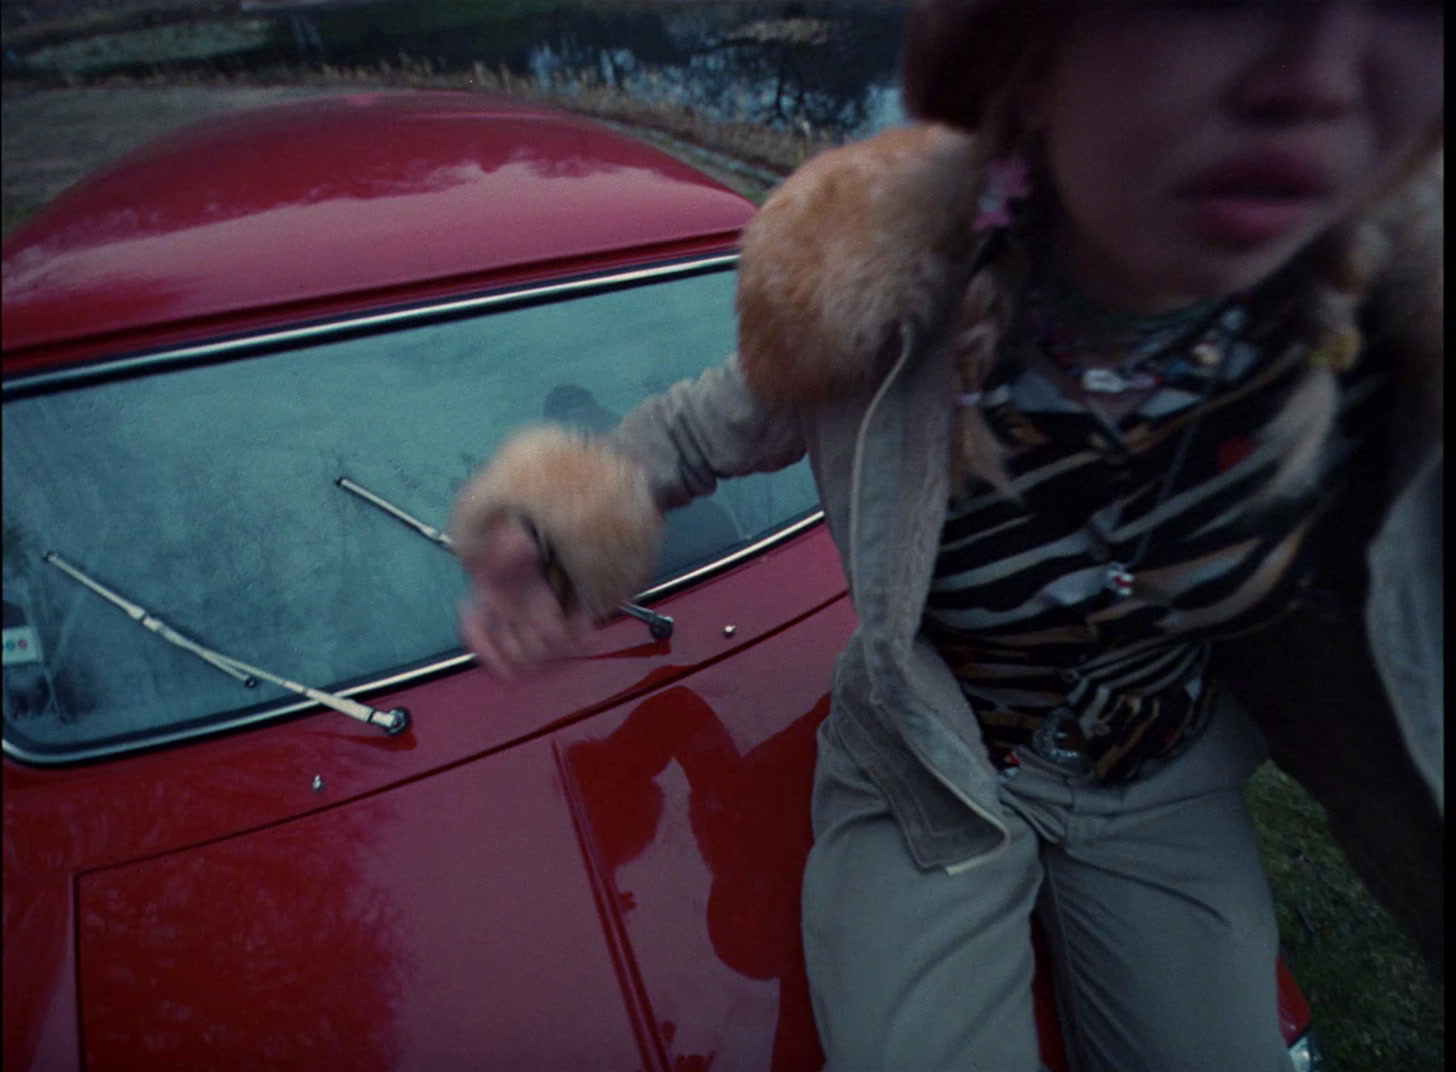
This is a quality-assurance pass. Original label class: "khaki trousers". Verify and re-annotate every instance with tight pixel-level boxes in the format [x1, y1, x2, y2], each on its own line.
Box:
[801, 695, 1294, 1072]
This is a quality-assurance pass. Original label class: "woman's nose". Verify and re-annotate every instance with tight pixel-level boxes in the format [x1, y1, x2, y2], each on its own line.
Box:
[1233, 1, 1368, 124]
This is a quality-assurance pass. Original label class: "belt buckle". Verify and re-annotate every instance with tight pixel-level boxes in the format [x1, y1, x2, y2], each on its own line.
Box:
[1031, 706, 1093, 774]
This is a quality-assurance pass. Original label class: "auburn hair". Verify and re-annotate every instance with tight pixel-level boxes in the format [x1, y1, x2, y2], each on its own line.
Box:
[900, 0, 1063, 135]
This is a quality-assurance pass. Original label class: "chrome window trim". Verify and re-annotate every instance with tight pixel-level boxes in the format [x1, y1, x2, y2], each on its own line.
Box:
[2, 253, 740, 398]
[637, 508, 824, 601]
[3, 256, 834, 766]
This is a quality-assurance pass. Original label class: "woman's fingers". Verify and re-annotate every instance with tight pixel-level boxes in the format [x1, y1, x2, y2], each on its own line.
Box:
[459, 599, 513, 678]
[471, 519, 547, 587]
[457, 516, 590, 676]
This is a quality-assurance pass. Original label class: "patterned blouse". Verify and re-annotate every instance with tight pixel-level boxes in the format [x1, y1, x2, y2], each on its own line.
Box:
[922, 287, 1384, 782]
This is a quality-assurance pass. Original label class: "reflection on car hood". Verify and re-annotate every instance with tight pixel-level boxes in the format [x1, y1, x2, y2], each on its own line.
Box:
[0, 91, 754, 360]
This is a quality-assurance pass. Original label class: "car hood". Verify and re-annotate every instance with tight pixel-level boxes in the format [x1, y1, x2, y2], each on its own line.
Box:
[43, 577, 851, 1070]
[4, 524, 851, 1071]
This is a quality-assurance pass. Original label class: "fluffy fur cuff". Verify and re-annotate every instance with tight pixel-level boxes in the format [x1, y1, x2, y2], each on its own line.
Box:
[736, 123, 980, 407]
[450, 426, 664, 620]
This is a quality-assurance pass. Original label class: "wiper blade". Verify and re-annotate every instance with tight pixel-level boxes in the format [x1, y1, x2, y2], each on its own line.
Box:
[42, 552, 257, 686]
[42, 552, 409, 736]
[336, 475, 674, 640]
[336, 476, 453, 551]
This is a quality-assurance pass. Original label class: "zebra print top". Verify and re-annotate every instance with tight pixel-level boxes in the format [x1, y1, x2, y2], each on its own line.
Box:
[923, 295, 1385, 783]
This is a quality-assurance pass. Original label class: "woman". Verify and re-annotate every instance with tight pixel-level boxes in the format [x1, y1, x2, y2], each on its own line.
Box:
[450, 1, 1443, 1068]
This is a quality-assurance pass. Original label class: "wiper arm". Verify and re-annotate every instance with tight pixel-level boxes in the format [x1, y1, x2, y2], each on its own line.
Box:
[336, 475, 674, 640]
[336, 476, 452, 551]
[615, 601, 676, 639]
[42, 552, 409, 736]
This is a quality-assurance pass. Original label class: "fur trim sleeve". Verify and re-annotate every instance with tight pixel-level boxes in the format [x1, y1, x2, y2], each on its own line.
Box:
[449, 425, 664, 619]
[735, 123, 980, 407]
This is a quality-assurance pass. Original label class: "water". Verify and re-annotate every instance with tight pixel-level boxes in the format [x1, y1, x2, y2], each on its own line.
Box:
[12, 1, 911, 140]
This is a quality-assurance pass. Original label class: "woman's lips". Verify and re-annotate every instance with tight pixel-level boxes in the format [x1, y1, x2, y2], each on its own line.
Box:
[1183, 154, 1333, 246]
[1190, 195, 1317, 245]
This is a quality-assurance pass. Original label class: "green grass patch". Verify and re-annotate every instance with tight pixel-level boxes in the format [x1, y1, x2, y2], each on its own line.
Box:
[1246, 762, 1444, 1071]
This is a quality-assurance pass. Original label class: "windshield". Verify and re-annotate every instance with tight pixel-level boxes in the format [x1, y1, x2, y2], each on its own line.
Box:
[2, 264, 818, 762]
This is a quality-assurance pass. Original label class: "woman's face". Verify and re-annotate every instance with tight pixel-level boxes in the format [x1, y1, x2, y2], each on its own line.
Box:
[1024, 0, 1443, 313]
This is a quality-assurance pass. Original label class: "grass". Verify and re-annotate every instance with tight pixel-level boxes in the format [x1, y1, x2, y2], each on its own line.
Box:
[1246, 762, 1444, 1070]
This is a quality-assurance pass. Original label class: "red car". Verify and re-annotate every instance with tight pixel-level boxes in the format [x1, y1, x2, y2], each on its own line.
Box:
[2, 91, 1321, 1072]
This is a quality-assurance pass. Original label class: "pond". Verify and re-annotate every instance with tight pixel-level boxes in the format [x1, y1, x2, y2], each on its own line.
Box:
[11, 1, 912, 140]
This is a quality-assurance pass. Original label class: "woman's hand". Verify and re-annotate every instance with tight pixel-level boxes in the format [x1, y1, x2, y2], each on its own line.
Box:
[456, 516, 594, 677]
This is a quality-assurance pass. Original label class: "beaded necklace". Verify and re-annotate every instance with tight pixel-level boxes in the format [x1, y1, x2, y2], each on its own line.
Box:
[1021, 270, 1251, 395]
[957, 206, 1270, 606]
[1012, 255, 1251, 599]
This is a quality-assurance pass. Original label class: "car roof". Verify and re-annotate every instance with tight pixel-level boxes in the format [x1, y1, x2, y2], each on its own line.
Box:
[1, 91, 755, 368]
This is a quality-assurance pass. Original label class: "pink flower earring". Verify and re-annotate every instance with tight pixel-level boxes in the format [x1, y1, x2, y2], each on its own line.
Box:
[975, 154, 1031, 233]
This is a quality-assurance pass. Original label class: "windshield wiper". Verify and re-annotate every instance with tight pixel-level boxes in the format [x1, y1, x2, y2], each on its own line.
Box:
[336, 476, 674, 640]
[336, 476, 453, 551]
[42, 551, 409, 736]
